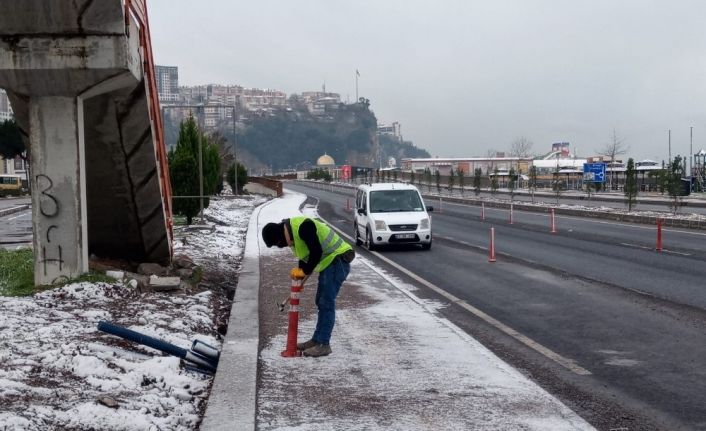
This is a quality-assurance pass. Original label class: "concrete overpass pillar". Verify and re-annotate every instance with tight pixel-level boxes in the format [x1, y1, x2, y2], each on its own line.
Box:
[29, 97, 88, 284]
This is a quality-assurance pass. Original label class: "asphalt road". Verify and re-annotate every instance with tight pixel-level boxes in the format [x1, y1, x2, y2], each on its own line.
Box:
[0, 201, 32, 250]
[286, 181, 706, 431]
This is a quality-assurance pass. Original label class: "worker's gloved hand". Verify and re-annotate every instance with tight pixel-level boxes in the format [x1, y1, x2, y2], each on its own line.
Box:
[290, 267, 306, 280]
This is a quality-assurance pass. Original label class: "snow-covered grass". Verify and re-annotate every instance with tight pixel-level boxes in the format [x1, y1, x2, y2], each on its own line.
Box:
[0, 195, 266, 430]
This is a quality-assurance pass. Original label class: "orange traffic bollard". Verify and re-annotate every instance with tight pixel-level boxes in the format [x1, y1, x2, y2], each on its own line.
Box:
[656, 218, 663, 252]
[281, 278, 304, 357]
[509, 203, 514, 224]
[550, 208, 557, 234]
[488, 227, 496, 262]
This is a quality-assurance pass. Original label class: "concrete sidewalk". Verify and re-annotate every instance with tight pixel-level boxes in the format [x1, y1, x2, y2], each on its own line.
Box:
[202, 192, 595, 430]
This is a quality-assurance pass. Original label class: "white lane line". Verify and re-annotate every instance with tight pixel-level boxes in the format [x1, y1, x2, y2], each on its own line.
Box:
[7, 211, 29, 221]
[620, 242, 652, 251]
[620, 242, 692, 256]
[322, 215, 592, 376]
[663, 249, 692, 256]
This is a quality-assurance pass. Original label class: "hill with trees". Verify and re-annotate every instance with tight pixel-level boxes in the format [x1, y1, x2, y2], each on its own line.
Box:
[162, 99, 430, 173]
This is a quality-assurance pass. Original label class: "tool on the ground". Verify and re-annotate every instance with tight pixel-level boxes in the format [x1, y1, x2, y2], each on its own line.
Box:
[277, 273, 309, 312]
[97, 321, 219, 373]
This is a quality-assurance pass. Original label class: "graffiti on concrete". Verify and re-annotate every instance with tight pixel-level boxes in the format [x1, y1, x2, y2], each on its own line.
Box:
[35, 174, 64, 276]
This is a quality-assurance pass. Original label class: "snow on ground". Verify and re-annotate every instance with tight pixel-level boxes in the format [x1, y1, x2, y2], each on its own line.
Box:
[256, 190, 595, 430]
[0, 196, 263, 431]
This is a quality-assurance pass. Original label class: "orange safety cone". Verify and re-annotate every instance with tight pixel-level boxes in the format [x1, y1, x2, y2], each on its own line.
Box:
[281, 278, 304, 357]
[488, 227, 497, 262]
[550, 209, 557, 234]
[656, 218, 663, 252]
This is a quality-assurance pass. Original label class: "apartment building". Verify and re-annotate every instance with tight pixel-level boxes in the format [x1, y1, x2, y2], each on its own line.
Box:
[155, 65, 179, 103]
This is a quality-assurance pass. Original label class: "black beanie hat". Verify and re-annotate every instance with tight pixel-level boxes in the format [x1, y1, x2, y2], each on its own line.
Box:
[262, 222, 285, 247]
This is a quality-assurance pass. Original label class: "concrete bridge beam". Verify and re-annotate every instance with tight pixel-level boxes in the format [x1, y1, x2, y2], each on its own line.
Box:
[0, 0, 171, 284]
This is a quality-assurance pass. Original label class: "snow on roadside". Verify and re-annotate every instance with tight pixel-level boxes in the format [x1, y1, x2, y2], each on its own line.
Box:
[256, 189, 594, 430]
[0, 196, 264, 430]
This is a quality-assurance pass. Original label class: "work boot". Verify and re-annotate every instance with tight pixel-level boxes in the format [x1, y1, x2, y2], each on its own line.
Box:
[297, 339, 317, 351]
[303, 343, 331, 357]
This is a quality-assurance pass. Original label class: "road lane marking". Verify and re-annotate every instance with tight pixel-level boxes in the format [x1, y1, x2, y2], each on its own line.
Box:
[620, 242, 692, 256]
[320, 213, 592, 376]
[7, 211, 30, 221]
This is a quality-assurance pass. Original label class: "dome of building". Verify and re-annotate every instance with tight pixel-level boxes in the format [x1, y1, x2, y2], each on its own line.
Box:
[317, 153, 335, 166]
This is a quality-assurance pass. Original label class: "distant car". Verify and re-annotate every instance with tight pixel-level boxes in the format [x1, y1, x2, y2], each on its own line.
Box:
[354, 182, 433, 250]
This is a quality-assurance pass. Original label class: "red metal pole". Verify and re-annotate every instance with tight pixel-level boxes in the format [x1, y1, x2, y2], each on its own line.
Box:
[656, 218, 663, 252]
[550, 209, 557, 234]
[281, 278, 303, 357]
[488, 227, 496, 262]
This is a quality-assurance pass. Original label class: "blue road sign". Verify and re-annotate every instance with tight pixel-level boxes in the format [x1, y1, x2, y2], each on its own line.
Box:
[583, 163, 606, 183]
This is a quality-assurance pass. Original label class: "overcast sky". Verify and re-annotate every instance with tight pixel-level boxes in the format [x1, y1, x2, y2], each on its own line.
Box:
[149, 0, 706, 161]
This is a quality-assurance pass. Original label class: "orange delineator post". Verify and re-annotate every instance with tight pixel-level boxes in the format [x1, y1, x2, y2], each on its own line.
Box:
[281, 278, 304, 357]
[550, 209, 557, 234]
[509, 204, 514, 224]
[656, 218, 663, 252]
[488, 227, 497, 262]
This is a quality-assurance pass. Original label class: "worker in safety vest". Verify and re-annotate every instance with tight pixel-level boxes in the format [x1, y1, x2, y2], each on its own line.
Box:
[262, 216, 355, 357]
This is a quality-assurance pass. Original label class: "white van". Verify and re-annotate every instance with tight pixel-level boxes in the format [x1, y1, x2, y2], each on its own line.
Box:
[354, 183, 433, 250]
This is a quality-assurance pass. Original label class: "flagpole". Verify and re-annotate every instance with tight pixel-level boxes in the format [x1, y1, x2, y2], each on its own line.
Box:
[355, 69, 359, 102]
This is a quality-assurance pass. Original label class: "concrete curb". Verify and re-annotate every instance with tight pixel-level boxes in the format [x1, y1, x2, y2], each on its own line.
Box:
[0, 204, 30, 218]
[200, 202, 265, 431]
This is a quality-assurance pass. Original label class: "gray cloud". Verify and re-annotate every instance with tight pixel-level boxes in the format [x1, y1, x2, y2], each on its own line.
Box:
[149, 0, 706, 161]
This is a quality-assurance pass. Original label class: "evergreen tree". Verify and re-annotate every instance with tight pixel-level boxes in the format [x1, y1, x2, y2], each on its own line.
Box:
[425, 168, 433, 192]
[0, 119, 25, 160]
[409, 170, 415, 185]
[624, 158, 638, 211]
[392, 170, 398, 182]
[169, 116, 219, 224]
[491, 167, 499, 195]
[473, 168, 482, 196]
[227, 162, 248, 194]
[508, 167, 517, 201]
[435, 170, 441, 194]
[448, 169, 455, 195]
[458, 168, 465, 196]
[666, 156, 684, 213]
[528, 165, 538, 203]
[551, 164, 563, 205]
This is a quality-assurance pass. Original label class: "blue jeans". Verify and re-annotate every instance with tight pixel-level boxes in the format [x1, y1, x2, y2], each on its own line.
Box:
[312, 258, 350, 345]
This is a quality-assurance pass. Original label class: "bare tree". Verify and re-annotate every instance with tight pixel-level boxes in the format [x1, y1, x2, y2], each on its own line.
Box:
[598, 129, 629, 190]
[509, 137, 534, 158]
